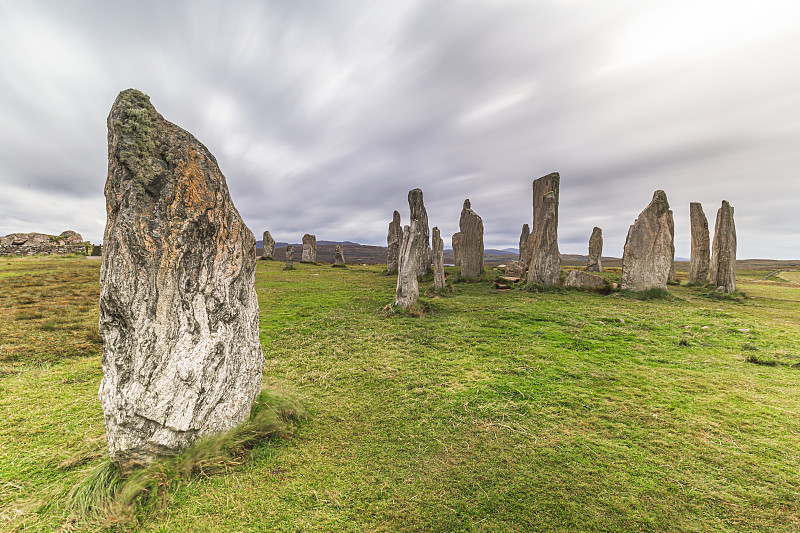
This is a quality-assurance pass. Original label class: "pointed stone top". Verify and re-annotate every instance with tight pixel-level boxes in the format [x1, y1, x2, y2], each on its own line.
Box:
[393, 210, 401, 221]
[652, 190, 669, 206]
[409, 188, 423, 202]
[463, 199, 471, 209]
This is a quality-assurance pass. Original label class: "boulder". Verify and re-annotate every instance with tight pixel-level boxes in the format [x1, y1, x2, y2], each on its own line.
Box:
[457, 199, 484, 278]
[526, 172, 562, 286]
[621, 190, 674, 292]
[333, 244, 346, 267]
[518, 223, 530, 267]
[564, 270, 611, 292]
[689, 202, 710, 284]
[585, 227, 603, 272]
[262, 230, 275, 260]
[408, 188, 431, 277]
[395, 222, 422, 309]
[301, 233, 316, 263]
[386, 210, 402, 274]
[285, 244, 295, 269]
[709, 200, 736, 293]
[98, 89, 263, 468]
[432, 226, 445, 290]
[504, 260, 526, 278]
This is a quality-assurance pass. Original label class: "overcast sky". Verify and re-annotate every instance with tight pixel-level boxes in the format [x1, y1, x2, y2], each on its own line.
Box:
[1, 1, 798, 259]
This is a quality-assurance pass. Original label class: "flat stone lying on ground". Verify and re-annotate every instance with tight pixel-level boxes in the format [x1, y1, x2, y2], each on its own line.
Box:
[621, 190, 674, 292]
[432, 226, 445, 290]
[586, 227, 603, 272]
[99, 88, 263, 468]
[262, 230, 275, 260]
[689, 202, 710, 284]
[527, 172, 562, 286]
[709, 200, 737, 293]
[457, 199, 484, 278]
[504, 260, 526, 278]
[564, 270, 611, 292]
[387, 210, 402, 274]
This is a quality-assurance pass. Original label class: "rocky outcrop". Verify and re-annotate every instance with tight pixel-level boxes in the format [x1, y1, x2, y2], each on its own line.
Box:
[527, 172, 561, 286]
[395, 222, 422, 309]
[518, 224, 530, 268]
[452, 232, 463, 267]
[262, 231, 275, 260]
[333, 244, 346, 267]
[285, 244, 295, 269]
[387, 211, 402, 274]
[585, 227, 603, 272]
[432, 227, 445, 290]
[621, 190, 674, 292]
[301, 234, 317, 263]
[457, 199, 484, 278]
[408, 189, 431, 277]
[564, 270, 611, 292]
[709, 200, 736, 293]
[98, 89, 263, 468]
[0, 230, 87, 256]
[689, 202, 710, 284]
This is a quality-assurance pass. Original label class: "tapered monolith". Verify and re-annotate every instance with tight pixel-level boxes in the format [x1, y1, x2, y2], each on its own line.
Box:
[408, 189, 431, 277]
[432, 226, 445, 290]
[526, 172, 561, 286]
[285, 244, 294, 269]
[709, 200, 736, 293]
[387, 211, 402, 274]
[395, 222, 422, 308]
[586, 227, 603, 272]
[262, 230, 275, 260]
[518, 223, 530, 268]
[457, 199, 484, 278]
[621, 190, 674, 292]
[689, 203, 710, 284]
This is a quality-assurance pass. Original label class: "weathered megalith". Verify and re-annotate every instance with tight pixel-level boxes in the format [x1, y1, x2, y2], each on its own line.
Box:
[261, 230, 275, 260]
[504, 260, 525, 278]
[333, 244, 346, 267]
[408, 188, 431, 277]
[452, 232, 463, 267]
[585, 227, 603, 272]
[564, 270, 611, 292]
[458, 199, 484, 278]
[432, 226, 445, 290]
[518, 223, 530, 268]
[526, 172, 561, 286]
[709, 200, 736, 293]
[301, 234, 316, 263]
[395, 222, 422, 309]
[689, 202, 710, 284]
[387, 211, 402, 274]
[99, 89, 264, 468]
[285, 244, 294, 269]
[621, 190, 674, 292]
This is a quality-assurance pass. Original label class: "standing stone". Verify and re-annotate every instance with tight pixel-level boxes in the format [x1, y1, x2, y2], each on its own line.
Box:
[301, 234, 316, 263]
[387, 211, 402, 274]
[458, 199, 484, 278]
[621, 190, 674, 292]
[452, 232, 463, 267]
[519, 223, 530, 268]
[285, 245, 294, 269]
[432, 227, 445, 290]
[333, 244, 346, 267]
[99, 89, 263, 467]
[585, 227, 603, 272]
[526, 172, 562, 286]
[408, 188, 431, 277]
[709, 200, 736, 293]
[689, 202, 710, 284]
[262, 230, 275, 260]
[395, 222, 422, 309]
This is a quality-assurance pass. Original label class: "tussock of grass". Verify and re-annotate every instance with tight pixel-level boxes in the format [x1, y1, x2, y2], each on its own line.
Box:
[66, 388, 304, 528]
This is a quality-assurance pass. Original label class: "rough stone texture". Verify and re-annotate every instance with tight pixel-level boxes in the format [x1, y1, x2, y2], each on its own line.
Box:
[585, 227, 603, 272]
[518, 224, 530, 267]
[90, 245, 103, 256]
[99, 89, 263, 468]
[261, 231, 275, 260]
[526, 172, 562, 286]
[621, 190, 674, 292]
[386, 210, 402, 274]
[709, 200, 737, 293]
[0, 230, 87, 256]
[689, 202, 710, 284]
[301, 234, 317, 263]
[457, 199, 484, 278]
[333, 244, 346, 267]
[285, 244, 294, 269]
[395, 222, 422, 309]
[564, 270, 611, 292]
[452, 232, 463, 267]
[504, 260, 526, 278]
[408, 188, 431, 277]
[432, 227, 445, 290]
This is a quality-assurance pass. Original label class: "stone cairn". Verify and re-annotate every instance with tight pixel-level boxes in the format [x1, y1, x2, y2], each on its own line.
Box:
[454, 199, 484, 278]
[333, 244, 346, 267]
[285, 244, 295, 270]
[585, 227, 603, 272]
[301, 233, 317, 263]
[395, 222, 423, 309]
[452, 232, 463, 267]
[386, 210, 402, 274]
[262, 230, 275, 260]
[408, 188, 431, 277]
[527, 172, 562, 286]
[689, 202, 710, 284]
[709, 200, 737, 293]
[518, 223, 530, 268]
[621, 190, 674, 292]
[99, 89, 264, 468]
[432, 226, 445, 290]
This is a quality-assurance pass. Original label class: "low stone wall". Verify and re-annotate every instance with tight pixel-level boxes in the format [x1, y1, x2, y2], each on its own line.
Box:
[0, 244, 88, 256]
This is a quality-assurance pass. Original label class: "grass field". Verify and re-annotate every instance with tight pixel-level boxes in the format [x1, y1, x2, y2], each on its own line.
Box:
[1, 256, 799, 532]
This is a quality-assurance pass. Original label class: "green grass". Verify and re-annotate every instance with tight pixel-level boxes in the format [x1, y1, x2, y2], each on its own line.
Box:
[1, 257, 800, 531]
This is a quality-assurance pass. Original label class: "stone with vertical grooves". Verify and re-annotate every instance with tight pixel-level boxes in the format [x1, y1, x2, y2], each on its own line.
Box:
[262, 230, 275, 260]
[526, 172, 561, 286]
[408, 189, 431, 277]
[621, 190, 674, 292]
[432, 227, 445, 290]
[395, 222, 422, 309]
[284, 245, 294, 269]
[333, 244, 346, 267]
[99, 89, 263, 468]
[386, 211, 402, 274]
[518, 223, 530, 268]
[709, 200, 736, 293]
[585, 227, 603, 272]
[458, 199, 484, 278]
[689, 202, 710, 284]
[301, 234, 316, 263]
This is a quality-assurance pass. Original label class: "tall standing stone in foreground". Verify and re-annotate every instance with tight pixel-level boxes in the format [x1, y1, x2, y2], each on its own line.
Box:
[285, 245, 294, 269]
[301, 234, 316, 263]
[526, 172, 561, 286]
[709, 200, 737, 293]
[452, 232, 463, 267]
[689, 202, 710, 284]
[262, 230, 275, 260]
[432, 227, 445, 290]
[518, 223, 530, 268]
[395, 222, 422, 309]
[585, 227, 603, 272]
[99, 89, 264, 467]
[408, 188, 431, 277]
[621, 190, 674, 292]
[386, 211, 402, 274]
[458, 199, 484, 278]
[333, 244, 346, 267]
